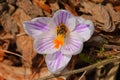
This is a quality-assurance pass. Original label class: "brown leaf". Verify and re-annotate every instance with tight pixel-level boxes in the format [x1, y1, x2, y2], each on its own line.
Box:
[0, 47, 5, 61]
[0, 33, 13, 40]
[114, 6, 120, 12]
[6, 0, 16, 5]
[79, 1, 115, 32]
[0, 3, 9, 15]
[90, 0, 104, 3]
[16, 0, 43, 18]
[0, 13, 14, 33]
[57, 78, 64, 80]
[0, 62, 31, 80]
[105, 3, 120, 23]
[12, 9, 31, 33]
[0, 61, 60, 80]
[12, 9, 37, 67]
[16, 36, 36, 67]
[68, 0, 81, 7]
[60, 1, 78, 16]
[49, 1, 59, 13]
[0, 75, 4, 80]
[8, 4, 15, 14]
[33, 0, 51, 13]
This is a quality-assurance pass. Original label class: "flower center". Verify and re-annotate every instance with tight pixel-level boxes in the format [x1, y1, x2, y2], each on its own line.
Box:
[53, 24, 68, 49]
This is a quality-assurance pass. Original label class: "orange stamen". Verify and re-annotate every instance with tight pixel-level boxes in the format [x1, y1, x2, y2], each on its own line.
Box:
[53, 35, 64, 49]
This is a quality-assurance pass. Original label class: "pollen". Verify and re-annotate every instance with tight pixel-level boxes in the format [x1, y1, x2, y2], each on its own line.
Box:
[53, 24, 68, 49]
[53, 35, 64, 49]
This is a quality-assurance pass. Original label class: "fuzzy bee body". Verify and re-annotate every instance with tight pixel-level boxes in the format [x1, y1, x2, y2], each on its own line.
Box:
[57, 24, 67, 36]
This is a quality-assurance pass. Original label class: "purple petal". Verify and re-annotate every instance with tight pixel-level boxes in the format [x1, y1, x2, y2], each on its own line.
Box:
[72, 17, 94, 42]
[61, 32, 83, 55]
[53, 10, 73, 26]
[23, 17, 51, 39]
[34, 30, 58, 54]
[45, 51, 72, 74]
[74, 24, 90, 32]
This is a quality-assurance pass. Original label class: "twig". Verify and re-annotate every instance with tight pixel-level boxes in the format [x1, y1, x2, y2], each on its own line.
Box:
[1, 50, 30, 65]
[1, 50, 25, 60]
[97, 50, 120, 58]
[16, 32, 26, 37]
[31, 57, 45, 80]
[38, 56, 120, 80]
[79, 71, 87, 80]
[104, 44, 120, 50]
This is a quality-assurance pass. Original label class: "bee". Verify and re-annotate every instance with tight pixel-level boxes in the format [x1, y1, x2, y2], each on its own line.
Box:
[57, 24, 67, 37]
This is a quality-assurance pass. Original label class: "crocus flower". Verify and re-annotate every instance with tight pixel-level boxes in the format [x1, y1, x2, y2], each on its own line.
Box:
[23, 10, 94, 74]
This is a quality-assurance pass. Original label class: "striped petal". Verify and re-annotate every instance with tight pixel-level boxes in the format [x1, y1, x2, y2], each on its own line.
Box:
[23, 17, 51, 39]
[53, 10, 75, 31]
[73, 17, 94, 42]
[45, 51, 72, 74]
[34, 30, 58, 54]
[61, 32, 83, 55]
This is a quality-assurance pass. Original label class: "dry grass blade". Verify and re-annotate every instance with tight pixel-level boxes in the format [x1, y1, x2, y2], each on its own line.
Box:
[78, 71, 87, 80]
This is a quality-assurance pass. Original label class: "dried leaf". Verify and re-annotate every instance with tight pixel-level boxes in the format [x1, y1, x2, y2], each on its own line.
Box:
[57, 78, 64, 80]
[33, 0, 51, 13]
[105, 3, 120, 23]
[114, 6, 120, 12]
[0, 62, 31, 80]
[60, 1, 78, 16]
[49, 1, 59, 13]
[0, 62, 66, 80]
[8, 4, 15, 14]
[0, 13, 14, 32]
[0, 47, 5, 61]
[0, 33, 13, 40]
[12, 9, 37, 67]
[0, 75, 4, 80]
[0, 3, 9, 15]
[90, 0, 104, 3]
[37, 68, 69, 80]
[16, 36, 36, 67]
[68, 0, 81, 7]
[2, 59, 14, 66]
[79, 1, 115, 32]
[12, 9, 31, 33]
[6, 0, 17, 5]
[17, 0, 43, 18]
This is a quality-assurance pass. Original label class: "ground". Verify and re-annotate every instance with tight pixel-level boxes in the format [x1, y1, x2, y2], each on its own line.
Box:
[0, 0, 120, 80]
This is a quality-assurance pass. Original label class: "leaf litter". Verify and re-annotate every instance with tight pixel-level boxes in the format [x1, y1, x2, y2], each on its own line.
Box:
[0, 0, 120, 80]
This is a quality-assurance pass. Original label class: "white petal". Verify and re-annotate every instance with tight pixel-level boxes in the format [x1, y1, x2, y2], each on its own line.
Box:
[73, 17, 94, 42]
[66, 17, 76, 31]
[61, 32, 83, 55]
[45, 51, 72, 74]
[34, 30, 58, 54]
[23, 17, 51, 39]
